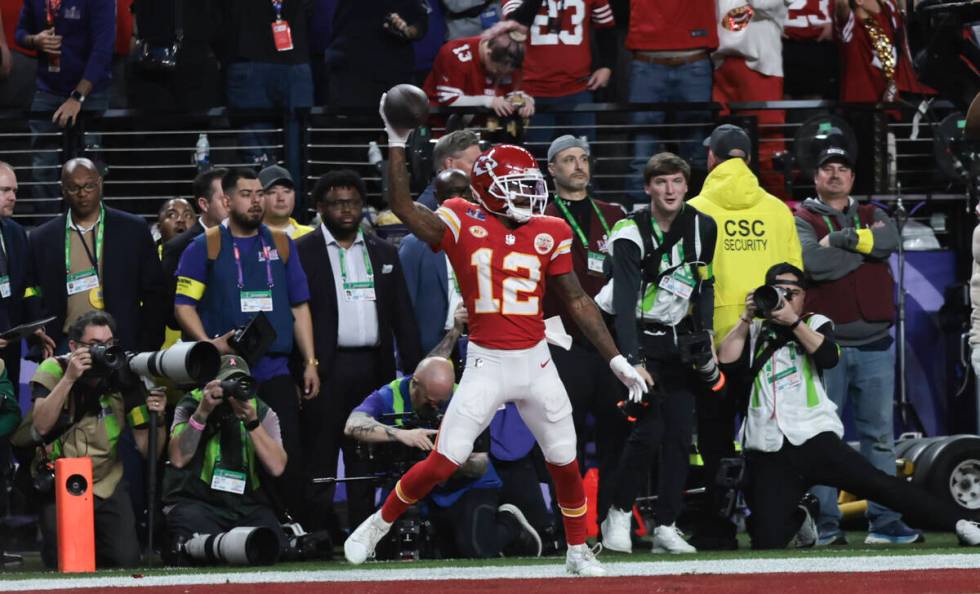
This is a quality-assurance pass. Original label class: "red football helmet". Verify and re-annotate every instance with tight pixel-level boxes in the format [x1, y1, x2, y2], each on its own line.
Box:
[470, 144, 548, 223]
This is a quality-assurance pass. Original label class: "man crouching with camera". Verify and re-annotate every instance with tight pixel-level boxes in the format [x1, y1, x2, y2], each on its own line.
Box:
[16, 311, 166, 568]
[719, 263, 980, 548]
[162, 355, 287, 566]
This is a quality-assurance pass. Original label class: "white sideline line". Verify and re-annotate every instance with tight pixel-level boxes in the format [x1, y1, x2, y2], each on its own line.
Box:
[5, 553, 980, 591]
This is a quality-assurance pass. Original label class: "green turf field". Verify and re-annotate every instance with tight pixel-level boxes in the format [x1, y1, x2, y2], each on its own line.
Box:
[3, 531, 978, 581]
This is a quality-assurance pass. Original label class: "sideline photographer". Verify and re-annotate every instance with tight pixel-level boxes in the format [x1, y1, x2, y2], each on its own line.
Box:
[15, 311, 166, 568]
[718, 263, 980, 549]
[161, 355, 287, 566]
[344, 356, 542, 559]
[595, 152, 716, 554]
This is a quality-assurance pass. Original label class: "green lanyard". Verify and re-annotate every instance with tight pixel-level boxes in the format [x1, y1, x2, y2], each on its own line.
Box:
[553, 196, 611, 250]
[821, 212, 861, 233]
[338, 232, 375, 289]
[64, 205, 105, 277]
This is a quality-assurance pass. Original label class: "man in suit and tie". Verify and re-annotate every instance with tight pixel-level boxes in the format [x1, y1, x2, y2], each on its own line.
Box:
[296, 168, 422, 534]
[399, 169, 472, 354]
[29, 158, 166, 353]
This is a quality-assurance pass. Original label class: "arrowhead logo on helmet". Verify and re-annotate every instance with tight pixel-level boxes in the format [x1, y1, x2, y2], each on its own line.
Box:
[471, 145, 549, 224]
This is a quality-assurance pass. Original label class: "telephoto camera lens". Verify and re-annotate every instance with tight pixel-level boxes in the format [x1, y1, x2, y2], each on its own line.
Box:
[752, 285, 785, 319]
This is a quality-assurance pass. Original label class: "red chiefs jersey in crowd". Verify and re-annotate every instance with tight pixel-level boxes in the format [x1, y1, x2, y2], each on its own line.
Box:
[836, 0, 933, 102]
[502, 0, 614, 97]
[785, 0, 832, 41]
[625, 0, 717, 52]
[433, 197, 573, 350]
[423, 36, 518, 106]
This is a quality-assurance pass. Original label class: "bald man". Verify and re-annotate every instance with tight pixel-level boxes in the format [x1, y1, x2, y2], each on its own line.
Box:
[344, 351, 543, 559]
[433, 169, 473, 204]
[29, 158, 166, 352]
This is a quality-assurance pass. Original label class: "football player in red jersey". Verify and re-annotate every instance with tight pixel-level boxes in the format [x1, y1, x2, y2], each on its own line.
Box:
[344, 97, 650, 576]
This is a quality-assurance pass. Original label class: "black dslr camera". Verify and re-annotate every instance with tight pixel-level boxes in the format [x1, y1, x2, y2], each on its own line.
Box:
[752, 285, 788, 319]
[219, 372, 257, 401]
[228, 313, 277, 366]
[678, 330, 726, 393]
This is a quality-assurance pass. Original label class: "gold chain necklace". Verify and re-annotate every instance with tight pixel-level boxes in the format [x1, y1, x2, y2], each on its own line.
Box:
[863, 15, 898, 101]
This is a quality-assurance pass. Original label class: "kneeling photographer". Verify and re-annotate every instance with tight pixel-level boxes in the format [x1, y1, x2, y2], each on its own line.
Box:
[718, 263, 980, 549]
[343, 356, 542, 559]
[595, 153, 716, 555]
[14, 311, 166, 568]
[162, 355, 287, 566]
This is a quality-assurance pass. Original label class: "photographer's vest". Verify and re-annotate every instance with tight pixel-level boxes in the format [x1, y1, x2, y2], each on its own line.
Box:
[198, 225, 294, 355]
[162, 389, 271, 511]
[796, 205, 895, 325]
[389, 378, 410, 427]
[31, 357, 126, 499]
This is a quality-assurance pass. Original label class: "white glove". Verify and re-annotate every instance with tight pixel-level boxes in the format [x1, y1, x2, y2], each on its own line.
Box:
[610, 354, 649, 403]
[378, 93, 411, 148]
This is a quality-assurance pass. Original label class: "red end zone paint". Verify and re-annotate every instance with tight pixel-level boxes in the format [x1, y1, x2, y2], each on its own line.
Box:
[12, 569, 980, 594]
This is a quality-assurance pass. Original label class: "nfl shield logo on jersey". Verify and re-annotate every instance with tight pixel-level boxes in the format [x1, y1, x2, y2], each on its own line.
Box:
[505, 234, 516, 245]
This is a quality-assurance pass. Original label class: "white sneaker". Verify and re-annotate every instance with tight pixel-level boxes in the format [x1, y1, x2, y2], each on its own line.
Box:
[566, 543, 606, 577]
[344, 511, 392, 564]
[600, 506, 633, 553]
[652, 523, 696, 554]
[956, 519, 980, 545]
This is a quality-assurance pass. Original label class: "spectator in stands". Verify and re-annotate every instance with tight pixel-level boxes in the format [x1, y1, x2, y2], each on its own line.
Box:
[16, 0, 115, 208]
[502, 0, 616, 151]
[163, 355, 288, 565]
[834, 0, 932, 193]
[259, 164, 313, 240]
[400, 170, 468, 355]
[795, 147, 920, 546]
[712, 0, 789, 197]
[14, 311, 167, 568]
[30, 158, 166, 353]
[686, 124, 802, 550]
[423, 29, 534, 120]
[212, 0, 312, 185]
[416, 130, 482, 210]
[174, 167, 318, 523]
[156, 197, 195, 246]
[539, 136, 626, 522]
[624, 0, 717, 203]
[443, 0, 500, 40]
[0, 162, 55, 385]
[128, 0, 222, 111]
[1, 1, 38, 109]
[295, 169, 421, 535]
[718, 263, 980, 550]
[325, 1, 427, 108]
[783, 0, 837, 101]
[345, 354, 542, 559]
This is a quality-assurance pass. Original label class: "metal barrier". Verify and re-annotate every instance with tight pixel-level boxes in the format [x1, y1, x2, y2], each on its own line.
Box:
[0, 101, 969, 230]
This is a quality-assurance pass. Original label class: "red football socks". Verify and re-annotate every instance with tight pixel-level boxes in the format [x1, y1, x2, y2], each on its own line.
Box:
[547, 459, 588, 546]
[380, 450, 459, 523]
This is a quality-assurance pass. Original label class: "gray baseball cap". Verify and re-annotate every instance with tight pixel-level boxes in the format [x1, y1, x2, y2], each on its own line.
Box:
[547, 135, 590, 162]
[258, 164, 293, 191]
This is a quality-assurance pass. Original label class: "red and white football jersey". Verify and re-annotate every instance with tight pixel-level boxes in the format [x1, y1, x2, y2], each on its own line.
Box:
[784, 0, 832, 41]
[423, 36, 518, 106]
[433, 198, 573, 350]
[502, 0, 614, 97]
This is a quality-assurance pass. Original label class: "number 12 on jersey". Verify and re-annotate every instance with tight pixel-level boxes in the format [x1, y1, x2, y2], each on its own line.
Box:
[471, 248, 542, 316]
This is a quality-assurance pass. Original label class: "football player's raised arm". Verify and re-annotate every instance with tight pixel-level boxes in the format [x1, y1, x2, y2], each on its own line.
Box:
[388, 145, 448, 247]
[550, 271, 619, 362]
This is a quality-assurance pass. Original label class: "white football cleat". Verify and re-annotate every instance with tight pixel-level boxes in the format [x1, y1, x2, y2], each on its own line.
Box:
[566, 543, 606, 577]
[600, 506, 633, 553]
[956, 519, 980, 546]
[652, 523, 697, 554]
[344, 511, 392, 564]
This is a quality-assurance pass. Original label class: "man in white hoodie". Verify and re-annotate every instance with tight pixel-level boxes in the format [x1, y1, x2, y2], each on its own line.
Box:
[712, 0, 789, 196]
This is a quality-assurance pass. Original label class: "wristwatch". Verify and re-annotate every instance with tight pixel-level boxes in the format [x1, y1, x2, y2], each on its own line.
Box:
[69, 89, 86, 104]
[244, 417, 261, 432]
[306, 358, 319, 368]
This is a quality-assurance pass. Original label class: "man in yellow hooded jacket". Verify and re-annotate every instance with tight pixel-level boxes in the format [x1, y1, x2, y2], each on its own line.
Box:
[687, 123, 802, 550]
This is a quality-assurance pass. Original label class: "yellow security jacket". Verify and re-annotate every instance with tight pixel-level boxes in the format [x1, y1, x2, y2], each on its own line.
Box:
[688, 158, 803, 338]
